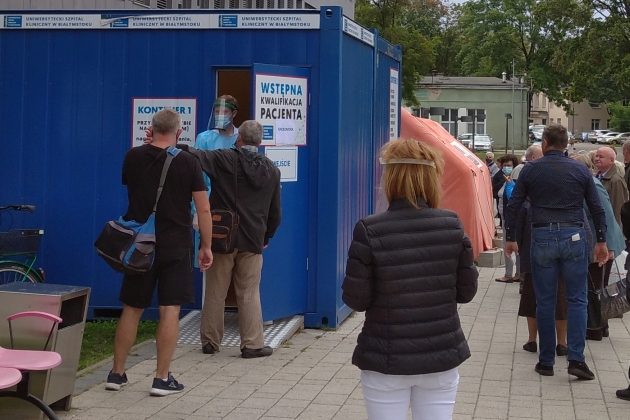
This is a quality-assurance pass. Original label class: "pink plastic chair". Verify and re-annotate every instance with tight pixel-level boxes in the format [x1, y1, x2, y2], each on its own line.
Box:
[0, 311, 63, 420]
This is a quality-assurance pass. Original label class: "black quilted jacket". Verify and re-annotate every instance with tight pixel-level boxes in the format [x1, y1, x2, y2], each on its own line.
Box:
[342, 198, 478, 375]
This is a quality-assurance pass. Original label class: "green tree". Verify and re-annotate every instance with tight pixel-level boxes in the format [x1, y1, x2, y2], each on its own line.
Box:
[433, 6, 464, 76]
[609, 103, 630, 132]
[559, 0, 630, 103]
[453, 0, 590, 107]
[355, 0, 443, 104]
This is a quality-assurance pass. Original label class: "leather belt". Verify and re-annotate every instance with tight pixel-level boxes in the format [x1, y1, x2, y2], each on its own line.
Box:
[531, 222, 583, 228]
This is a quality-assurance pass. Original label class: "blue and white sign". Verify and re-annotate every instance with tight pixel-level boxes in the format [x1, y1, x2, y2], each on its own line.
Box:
[132, 98, 197, 148]
[389, 68, 399, 140]
[255, 74, 308, 146]
[218, 15, 238, 28]
[265, 146, 298, 182]
[0, 13, 320, 30]
[342, 17, 374, 46]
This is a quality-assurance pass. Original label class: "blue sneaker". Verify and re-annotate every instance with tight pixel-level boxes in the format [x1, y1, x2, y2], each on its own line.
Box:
[105, 371, 128, 391]
[150, 372, 184, 396]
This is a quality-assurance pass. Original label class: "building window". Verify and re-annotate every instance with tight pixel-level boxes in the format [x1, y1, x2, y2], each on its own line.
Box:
[278, 0, 284, 7]
[467, 109, 486, 134]
[557, 118, 562, 124]
[592, 119, 600, 130]
[441, 109, 459, 136]
[542, 118, 547, 125]
[589, 102, 601, 108]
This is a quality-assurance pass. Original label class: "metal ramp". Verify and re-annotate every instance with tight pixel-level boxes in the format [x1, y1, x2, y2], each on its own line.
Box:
[178, 310, 303, 349]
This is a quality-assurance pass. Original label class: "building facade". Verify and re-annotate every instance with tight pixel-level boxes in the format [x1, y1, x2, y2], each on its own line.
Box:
[412, 76, 529, 151]
[532, 91, 610, 135]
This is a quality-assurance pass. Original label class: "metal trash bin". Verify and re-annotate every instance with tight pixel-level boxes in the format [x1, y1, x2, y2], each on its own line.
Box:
[0, 283, 90, 419]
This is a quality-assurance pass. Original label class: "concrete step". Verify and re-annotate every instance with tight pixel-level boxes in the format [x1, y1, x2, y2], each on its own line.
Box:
[477, 248, 504, 267]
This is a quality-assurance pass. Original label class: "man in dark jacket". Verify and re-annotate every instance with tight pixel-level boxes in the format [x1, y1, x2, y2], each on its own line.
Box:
[183, 120, 281, 358]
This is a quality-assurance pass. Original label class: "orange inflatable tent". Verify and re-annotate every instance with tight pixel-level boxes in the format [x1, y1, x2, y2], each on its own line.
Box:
[399, 109, 495, 259]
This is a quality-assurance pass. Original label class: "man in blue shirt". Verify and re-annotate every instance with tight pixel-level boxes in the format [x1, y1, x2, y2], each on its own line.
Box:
[195, 95, 240, 190]
[505, 124, 609, 380]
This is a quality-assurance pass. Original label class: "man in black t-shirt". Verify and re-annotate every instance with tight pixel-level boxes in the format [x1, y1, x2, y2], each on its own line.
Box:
[106, 109, 213, 397]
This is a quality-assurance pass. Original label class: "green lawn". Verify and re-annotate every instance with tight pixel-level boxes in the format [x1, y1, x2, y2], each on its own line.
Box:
[79, 320, 158, 371]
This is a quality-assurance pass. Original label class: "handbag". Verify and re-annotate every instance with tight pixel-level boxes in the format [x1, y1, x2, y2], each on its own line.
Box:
[94, 146, 180, 274]
[589, 260, 630, 323]
[587, 286, 603, 331]
[211, 151, 239, 254]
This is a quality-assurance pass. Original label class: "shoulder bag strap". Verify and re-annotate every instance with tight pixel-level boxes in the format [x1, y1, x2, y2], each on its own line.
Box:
[152, 146, 181, 213]
[233, 149, 239, 217]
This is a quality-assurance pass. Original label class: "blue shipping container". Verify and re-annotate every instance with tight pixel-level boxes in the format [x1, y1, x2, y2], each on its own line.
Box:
[0, 7, 401, 327]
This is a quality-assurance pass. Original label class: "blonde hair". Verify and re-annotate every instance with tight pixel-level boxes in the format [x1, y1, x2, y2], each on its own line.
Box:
[380, 138, 443, 208]
[571, 152, 595, 172]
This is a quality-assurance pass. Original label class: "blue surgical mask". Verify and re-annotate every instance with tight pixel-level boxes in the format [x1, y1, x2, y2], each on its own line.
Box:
[502, 166, 513, 175]
[214, 115, 232, 130]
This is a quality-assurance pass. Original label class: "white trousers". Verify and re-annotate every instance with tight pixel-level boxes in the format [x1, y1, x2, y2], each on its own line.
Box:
[360, 368, 459, 420]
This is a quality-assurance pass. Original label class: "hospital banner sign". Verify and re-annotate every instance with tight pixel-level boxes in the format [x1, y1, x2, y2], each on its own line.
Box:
[255, 74, 308, 147]
[0, 14, 320, 30]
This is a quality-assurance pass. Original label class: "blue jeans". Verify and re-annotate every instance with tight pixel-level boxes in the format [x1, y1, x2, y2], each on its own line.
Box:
[531, 225, 588, 366]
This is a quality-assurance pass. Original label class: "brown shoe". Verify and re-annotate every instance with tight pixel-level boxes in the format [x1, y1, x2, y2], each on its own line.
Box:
[202, 344, 218, 354]
[241, 346, 273, 359]
[556, 344, 568, 357]
[523, 341, 537, 353]
[495, 276, 514, 283]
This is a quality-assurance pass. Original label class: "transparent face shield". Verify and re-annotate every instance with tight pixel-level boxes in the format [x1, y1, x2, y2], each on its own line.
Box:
[208, 98, 237, 130]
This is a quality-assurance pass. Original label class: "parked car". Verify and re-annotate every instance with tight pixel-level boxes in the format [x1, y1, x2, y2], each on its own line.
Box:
[608, 132, 630, 145]
[597, 132, 621, 144]
[529, 125, 545, 142]
[457, 133, 493, 151]
[589, 129, 611, 143]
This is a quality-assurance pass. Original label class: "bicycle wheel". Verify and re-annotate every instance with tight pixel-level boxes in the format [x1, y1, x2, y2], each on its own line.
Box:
[0, 262, 41, 284]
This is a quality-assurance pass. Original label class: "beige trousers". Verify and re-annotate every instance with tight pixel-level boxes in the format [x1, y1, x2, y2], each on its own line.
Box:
[200, 250, 264, 350]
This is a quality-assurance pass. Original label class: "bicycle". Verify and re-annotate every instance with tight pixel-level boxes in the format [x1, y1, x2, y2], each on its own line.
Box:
[0, 205, 45, 284]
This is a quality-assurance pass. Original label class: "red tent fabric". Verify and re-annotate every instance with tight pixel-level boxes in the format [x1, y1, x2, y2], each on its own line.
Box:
[399, 109, 495, 259]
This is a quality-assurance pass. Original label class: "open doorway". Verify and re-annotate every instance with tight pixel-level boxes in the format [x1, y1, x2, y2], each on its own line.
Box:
[216, 69, 252, 124]
[215, 68, 251, 309]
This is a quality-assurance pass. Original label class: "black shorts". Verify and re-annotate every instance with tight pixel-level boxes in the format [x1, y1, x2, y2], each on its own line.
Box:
[120, 248, 194, 308]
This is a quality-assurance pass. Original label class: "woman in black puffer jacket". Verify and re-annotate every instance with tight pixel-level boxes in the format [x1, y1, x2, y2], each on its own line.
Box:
[342, 138, 478, 420]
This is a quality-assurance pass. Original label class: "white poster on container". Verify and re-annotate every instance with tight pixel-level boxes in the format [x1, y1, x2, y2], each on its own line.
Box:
[389, 68, 399, 140]
[255, 74, 308, 146]
[132, 98, 196, 148]
[265, 146, 298, 182]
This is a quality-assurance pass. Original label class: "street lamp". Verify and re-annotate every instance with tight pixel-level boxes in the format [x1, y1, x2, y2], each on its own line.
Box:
[459, 112, 486, 151]
[505, 113, 512, 153]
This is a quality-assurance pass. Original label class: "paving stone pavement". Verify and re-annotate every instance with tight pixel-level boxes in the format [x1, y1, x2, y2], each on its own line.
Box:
[57, 266, 630, 419]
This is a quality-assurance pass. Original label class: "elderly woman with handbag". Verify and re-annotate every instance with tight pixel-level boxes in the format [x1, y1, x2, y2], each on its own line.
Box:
[572, 153, 626, 340]
[342, 138, 478, 420]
